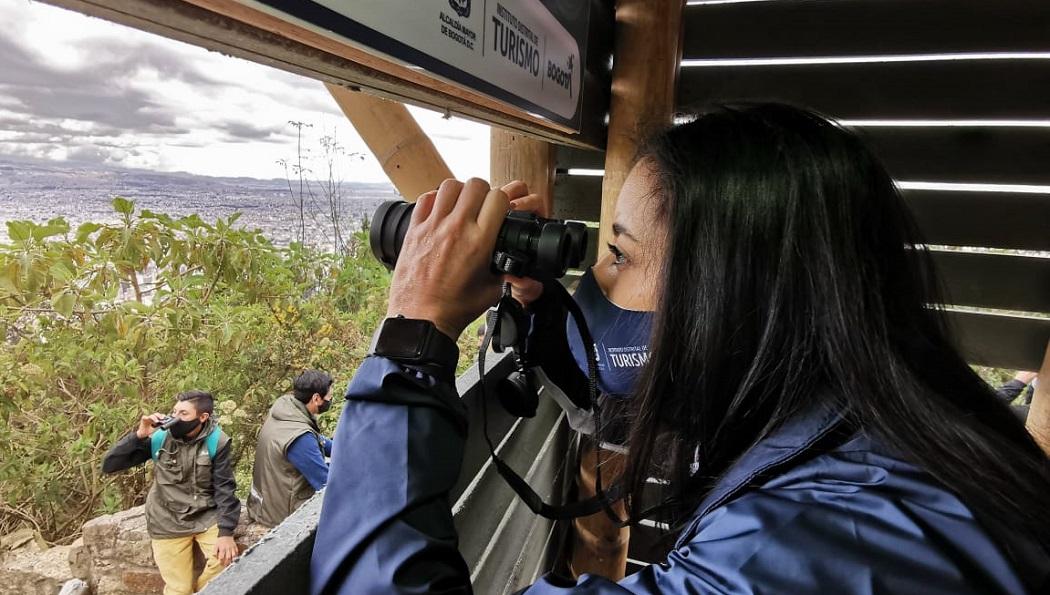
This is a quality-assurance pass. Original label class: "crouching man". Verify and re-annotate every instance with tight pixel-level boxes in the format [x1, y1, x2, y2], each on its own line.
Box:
[248, 370, 335, 528]
[102, 390, 240, 595]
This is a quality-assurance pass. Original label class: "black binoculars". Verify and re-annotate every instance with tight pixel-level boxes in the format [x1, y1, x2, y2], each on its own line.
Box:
[369, 200, 589, 279]
[153, 416, 179, 430]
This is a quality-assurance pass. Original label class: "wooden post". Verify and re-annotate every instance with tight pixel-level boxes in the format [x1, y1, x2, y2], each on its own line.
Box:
[571, 0, 684, 583]
[599, 0, 685, 249]
[489, 128, 555, 213]
[1026, 340, 1050, 454]
[567, 0, 684, 582]
[570, 445, 629, 581]
[326, 83, 453, 200]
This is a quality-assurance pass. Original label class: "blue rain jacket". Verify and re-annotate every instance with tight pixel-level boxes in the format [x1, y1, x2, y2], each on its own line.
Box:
[311, 356, 1047, 594]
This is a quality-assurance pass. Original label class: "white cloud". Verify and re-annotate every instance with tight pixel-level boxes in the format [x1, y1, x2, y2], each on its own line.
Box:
[0, 0, 491, 182]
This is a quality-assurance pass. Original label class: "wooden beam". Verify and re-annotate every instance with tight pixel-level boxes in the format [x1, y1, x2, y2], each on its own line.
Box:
[856, 127, 1050, 186]
[934, 252, 1050, 314]
[1024, 342, 1050, 453]
[949, 311, 1050, 371]
[553, 174, 603, 222]
[678, 61, 1050, 120]
[1026, 340, 1050, 454]
[490, 129, 556, 215]
[327, 85, 452, 200]
[906, 190, 1050, 252]
[556, 146, 606, 171]
[571, 444, 629, 581]
[682, 0, 1050, 59]
[574, 0, 684, 581]
[600, 0, 685, 250]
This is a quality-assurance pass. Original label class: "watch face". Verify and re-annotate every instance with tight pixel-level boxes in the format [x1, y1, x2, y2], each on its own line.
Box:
[375, 318, 428, 359]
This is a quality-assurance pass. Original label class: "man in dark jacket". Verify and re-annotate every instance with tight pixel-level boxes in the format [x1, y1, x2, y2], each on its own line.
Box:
[102, 390, 240, 595]
[247, 370, 335, 528]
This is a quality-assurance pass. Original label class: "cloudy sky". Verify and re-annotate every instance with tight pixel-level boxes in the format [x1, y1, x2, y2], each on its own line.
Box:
[0, 0, 491, 181]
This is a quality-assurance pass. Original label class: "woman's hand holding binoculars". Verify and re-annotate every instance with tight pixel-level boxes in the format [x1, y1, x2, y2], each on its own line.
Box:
[385, 178, 511, 341]
[502, 182, 548, 308]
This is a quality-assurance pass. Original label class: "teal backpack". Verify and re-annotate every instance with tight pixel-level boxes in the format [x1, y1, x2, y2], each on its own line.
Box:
[151, 426, 222, 461]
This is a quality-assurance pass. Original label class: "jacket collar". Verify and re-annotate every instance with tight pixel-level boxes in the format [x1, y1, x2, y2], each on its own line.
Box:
[675, 401, 845, 548]
[274, 393, 321, 432]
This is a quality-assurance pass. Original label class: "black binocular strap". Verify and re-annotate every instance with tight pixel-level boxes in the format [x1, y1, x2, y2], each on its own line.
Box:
[476, 282, 625, 523]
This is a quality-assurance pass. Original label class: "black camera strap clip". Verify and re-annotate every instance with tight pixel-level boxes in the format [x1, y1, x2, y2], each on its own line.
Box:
[488, 291, 527, 354]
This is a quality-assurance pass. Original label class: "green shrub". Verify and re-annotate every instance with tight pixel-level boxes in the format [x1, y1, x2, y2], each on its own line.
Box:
[0, 200, 395, 543]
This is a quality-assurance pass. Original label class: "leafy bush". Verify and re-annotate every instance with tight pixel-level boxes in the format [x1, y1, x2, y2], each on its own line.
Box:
[0, 199, 399, 542]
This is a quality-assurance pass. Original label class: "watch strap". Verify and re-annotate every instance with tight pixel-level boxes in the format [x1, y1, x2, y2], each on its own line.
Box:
[371, 317, 459, 376]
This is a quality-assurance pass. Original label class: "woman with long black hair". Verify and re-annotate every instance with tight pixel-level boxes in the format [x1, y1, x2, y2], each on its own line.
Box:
[310, 104, 1050, 593]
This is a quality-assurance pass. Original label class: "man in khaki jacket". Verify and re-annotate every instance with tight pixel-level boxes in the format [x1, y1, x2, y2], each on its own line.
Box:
[248, 370, 335, 528]
[102, 390, 240, 595]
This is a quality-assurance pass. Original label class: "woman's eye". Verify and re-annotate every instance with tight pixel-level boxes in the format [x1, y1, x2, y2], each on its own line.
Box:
[607, 243, 627, 266]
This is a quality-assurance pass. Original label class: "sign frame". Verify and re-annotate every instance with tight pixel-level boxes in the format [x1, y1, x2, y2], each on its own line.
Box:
[240, 0, 591, 132]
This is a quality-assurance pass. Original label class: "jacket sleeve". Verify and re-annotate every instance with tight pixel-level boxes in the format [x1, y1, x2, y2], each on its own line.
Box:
[995, 379, 1026, 404]
[287, 433, 330, 491]
[310, 356, 471, 594]
[211, 440, 241, 537]
[524, 484, 1020, 595]
[100, 430, 151, 474]
[309, 356, 674, 595]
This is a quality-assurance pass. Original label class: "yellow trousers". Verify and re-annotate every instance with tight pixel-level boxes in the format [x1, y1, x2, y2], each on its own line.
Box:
[150, 524, 225, 595]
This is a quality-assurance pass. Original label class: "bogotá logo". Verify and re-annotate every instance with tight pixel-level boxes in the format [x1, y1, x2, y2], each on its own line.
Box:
[547, 53, 575, 98]
[449, 0, 470, 18]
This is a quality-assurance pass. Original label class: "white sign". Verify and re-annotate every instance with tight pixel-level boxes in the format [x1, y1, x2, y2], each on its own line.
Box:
[245, 0, 585, 129]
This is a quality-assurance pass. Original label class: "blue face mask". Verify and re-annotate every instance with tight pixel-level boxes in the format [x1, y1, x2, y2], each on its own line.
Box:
[566, 269, 653, 398]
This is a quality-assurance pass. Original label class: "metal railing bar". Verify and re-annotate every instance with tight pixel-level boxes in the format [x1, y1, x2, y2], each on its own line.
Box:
[470, 412, 568, 582]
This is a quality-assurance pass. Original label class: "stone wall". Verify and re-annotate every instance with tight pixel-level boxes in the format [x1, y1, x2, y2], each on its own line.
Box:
[0, 530, 76, 595]
[75, 507, 160, 594]
[0, 507, 268, 595]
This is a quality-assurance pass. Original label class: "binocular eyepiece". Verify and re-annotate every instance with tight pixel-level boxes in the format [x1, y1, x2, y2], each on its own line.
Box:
[153, 416, 179, 430]
[369, 200, 589, 279]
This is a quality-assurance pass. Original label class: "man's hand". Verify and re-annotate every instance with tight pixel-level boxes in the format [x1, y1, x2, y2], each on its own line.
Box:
[385, 178, 510, 340]
[215, 535, 238, 566]
[135, 413, 166, 439]
[500, 181, 549, 308]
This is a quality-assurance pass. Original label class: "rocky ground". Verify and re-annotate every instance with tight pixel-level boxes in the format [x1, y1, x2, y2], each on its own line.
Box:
[0, 507, 269, 595]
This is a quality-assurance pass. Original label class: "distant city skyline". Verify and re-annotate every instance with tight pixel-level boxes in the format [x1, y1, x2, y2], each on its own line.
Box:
[0, 0, 491, 182]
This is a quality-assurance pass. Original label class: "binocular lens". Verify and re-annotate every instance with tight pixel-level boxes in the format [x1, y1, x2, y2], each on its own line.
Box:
[369, 200, 588, 279]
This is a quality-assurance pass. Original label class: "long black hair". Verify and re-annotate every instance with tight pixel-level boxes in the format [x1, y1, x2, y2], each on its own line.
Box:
[624, 103, 1050, 557]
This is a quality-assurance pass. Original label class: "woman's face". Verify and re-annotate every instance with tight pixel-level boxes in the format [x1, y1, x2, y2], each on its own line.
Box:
[592, 160, 664, 311]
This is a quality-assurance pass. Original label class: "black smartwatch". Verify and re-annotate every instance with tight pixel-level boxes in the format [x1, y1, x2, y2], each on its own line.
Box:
[370, 316, 459, 379]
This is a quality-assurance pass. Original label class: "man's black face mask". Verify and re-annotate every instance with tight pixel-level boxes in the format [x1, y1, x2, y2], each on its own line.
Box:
[169, 417, 202, 439]
[318, 397, 333, 414]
